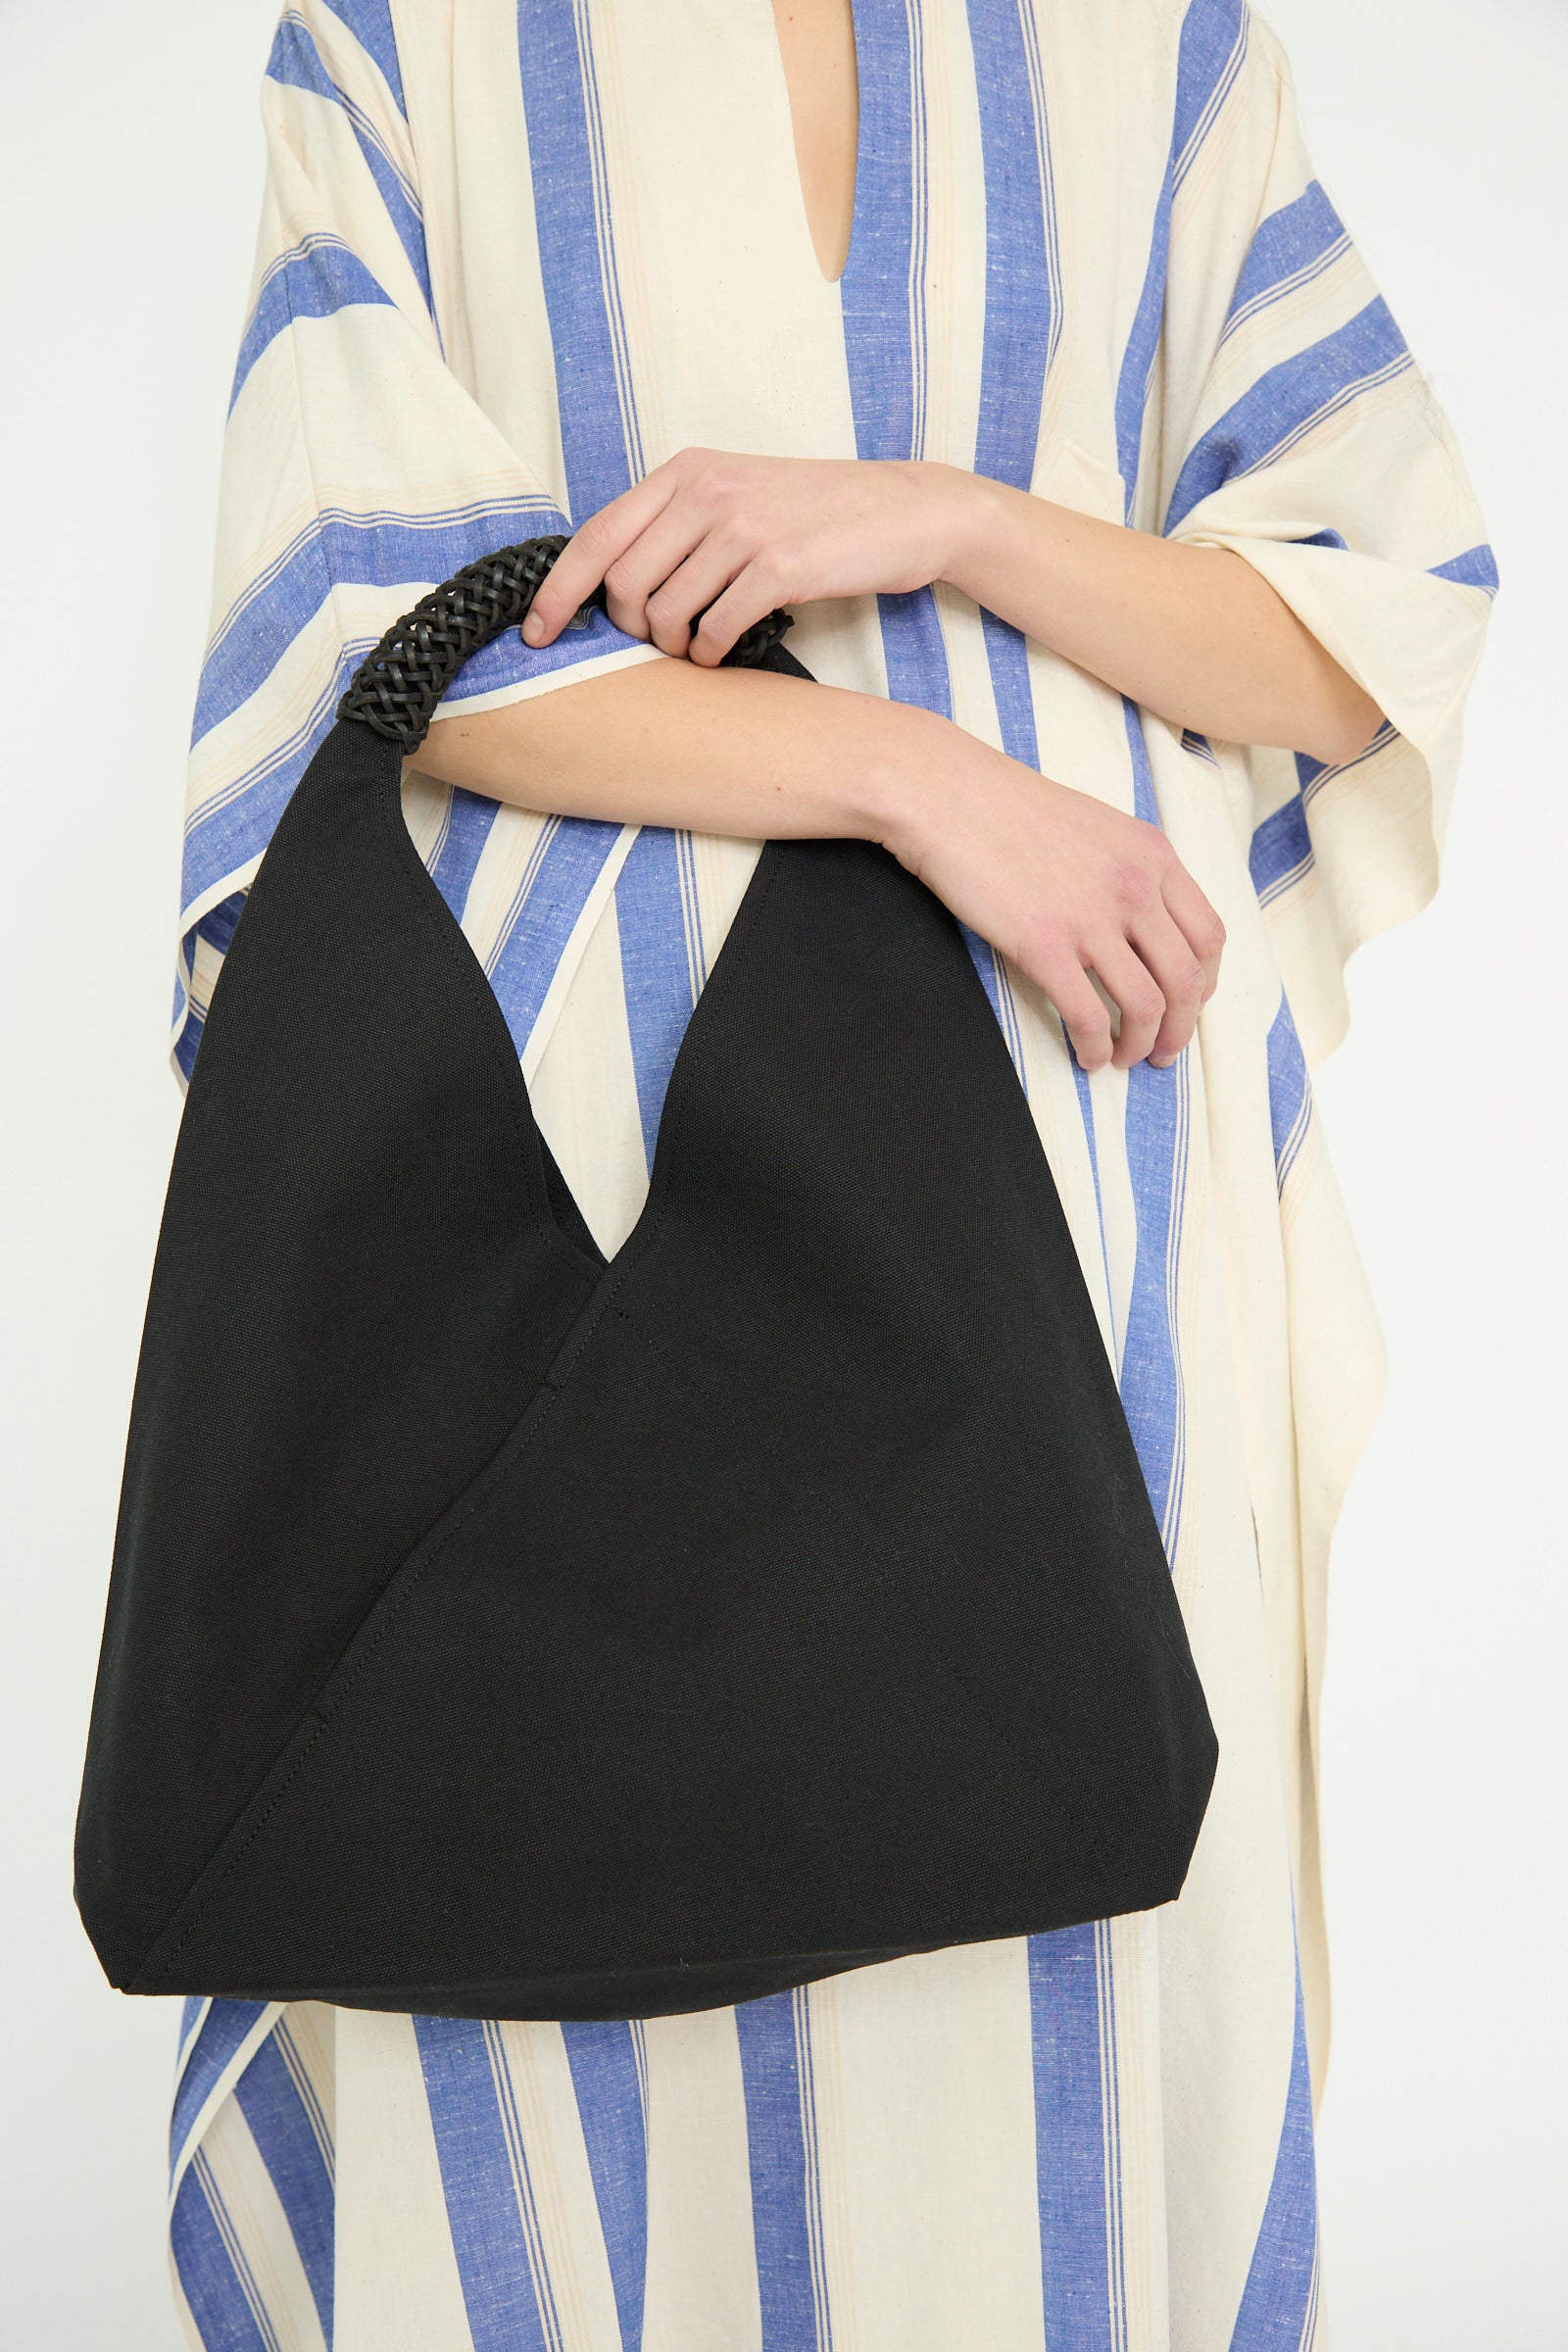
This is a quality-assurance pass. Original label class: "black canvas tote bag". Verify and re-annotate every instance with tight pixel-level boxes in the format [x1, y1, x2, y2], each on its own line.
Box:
[74, 537, 1218, 2022]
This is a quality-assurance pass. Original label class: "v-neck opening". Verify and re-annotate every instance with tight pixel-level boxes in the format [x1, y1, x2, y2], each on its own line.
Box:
[764, 0, 866, 291]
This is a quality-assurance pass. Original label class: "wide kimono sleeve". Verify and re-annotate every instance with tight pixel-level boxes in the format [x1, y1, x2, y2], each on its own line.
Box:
[173, 0, 662, 1080]
[1145, 4, 1495, 1063]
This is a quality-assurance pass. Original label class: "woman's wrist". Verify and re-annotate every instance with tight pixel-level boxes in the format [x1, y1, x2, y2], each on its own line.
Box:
[910, 461, 1009, 597]
[853, 689, 1013, 867]
[929, 466, 1069, 625]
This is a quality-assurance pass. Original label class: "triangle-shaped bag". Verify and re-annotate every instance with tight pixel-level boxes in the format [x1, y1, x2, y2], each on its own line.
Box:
[74, 539, 1217, 2022]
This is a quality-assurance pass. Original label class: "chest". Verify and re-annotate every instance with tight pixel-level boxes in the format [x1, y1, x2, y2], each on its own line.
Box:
[407, 1, 1161, 507]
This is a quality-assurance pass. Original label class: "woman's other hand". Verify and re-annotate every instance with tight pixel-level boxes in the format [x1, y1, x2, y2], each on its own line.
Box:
[523, 446, 1381, 766]
[877, 712, 1225, 1073]
[522, 450, 964, 663]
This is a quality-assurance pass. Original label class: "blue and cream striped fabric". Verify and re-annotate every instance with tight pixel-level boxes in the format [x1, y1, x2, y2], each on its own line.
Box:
[167, 3, 1492, 2345]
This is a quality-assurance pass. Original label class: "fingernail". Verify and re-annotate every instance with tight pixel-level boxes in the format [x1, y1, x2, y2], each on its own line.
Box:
[522, 612, 545, 644]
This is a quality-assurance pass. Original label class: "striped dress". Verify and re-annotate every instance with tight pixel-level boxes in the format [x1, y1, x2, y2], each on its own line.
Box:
[164, 3, 1494, 2345]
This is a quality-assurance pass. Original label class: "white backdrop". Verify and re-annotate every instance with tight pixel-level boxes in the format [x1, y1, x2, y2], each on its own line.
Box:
[1, 2, 1561, 2344]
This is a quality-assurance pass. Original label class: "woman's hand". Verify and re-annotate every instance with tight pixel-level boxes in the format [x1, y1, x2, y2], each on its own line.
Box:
[881, 711, 1225, 1072]
[524, 445, 1381, 765]
[523, 450, 968, 664]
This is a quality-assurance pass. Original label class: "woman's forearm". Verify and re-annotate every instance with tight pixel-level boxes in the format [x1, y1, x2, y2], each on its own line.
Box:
[417, 655, 924, 842]
[415, 650, 1230, 1077]
[931, 465, 1382, 767]
[523, 450, 1383, 769]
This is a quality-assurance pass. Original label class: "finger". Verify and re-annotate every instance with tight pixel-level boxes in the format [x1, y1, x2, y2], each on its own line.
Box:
[1030, 944, 1115, 1073]
[523, 469, 678, 645]
[1127, 904, 1208, 1065]
[599, 493, 728, 647]
[685, 557, 789, 666]
[1085, 936, 1166, 1071]
[1156, 852, 1226, 1001]
[632, 533, 746, 658]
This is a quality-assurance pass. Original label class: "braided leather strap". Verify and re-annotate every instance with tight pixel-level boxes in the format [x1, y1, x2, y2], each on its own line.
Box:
[338, 534, 792, 752]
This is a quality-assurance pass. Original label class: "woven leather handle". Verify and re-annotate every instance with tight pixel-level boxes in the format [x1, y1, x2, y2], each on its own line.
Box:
[338, 534, 792, 753]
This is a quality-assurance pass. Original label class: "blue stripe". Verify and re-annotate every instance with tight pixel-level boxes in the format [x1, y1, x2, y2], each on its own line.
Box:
[1070, 1059, 1116, 1340]
[794, 1999, 834, 2348]
[171, 2000, 271, 2180]
[267, 15, 433, 320]
[429, 788, 505, 923]
[413, 2017, 555, 2352]
[1120, 1052, 1192, 1542]
[1223, 180, 1349, 339]
[976, 602, 1036, 762]
[1170, 0, 1249, 190]
[871, 586, 953, 712]
[1248, 721, 1397, 907]
[1105, 74, 1217, 1553]
[840, 0, 917, 469]
[1249, 792, 1312, 906]
[481, 815, 629, 1057]
[961, 925, 1029, 1090]
[173, 895, 248, 1079]
[174, 1003, 205, 1083]
[185, 672, 351, 924]
[320, 0, 407, 116]
[1116, 0, 1248, 514]
[1105, 16, 1229, 1560]
[277, 2016, 335, 2167]
[966, 0, 1059, 769]
[561, 2022, 649, 2352]
[968, 0, 1058, 493]
[230, 235, 395, 414]
[171, 2162, 276, 2352]
[231, 2033, 335, 2339]
[840, 0, 953, 719]
[1228, 1959, 1320, 2345]
[196, 499, 546, 702]
[614, 826, 703, 1170]
[1124, 696, 1158, 874]
[192, 504, 530, 745]
[1117, 703, 1191, 1547]
[736, 1990, 829, 2351]
[1265, 996, 1312, 1192]
[1163, 298, 1413, 535]
[515, 0, 641, 519]
[1114, 172, 1172, 517]
[190, 496, 587, 750]
[1029, 1925, 1116, 2349]
[194, 892, 247, 960]
[1431, 542, 1499, 596]
[443, 605, 642, 704]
